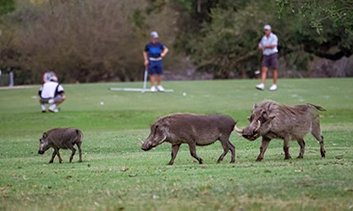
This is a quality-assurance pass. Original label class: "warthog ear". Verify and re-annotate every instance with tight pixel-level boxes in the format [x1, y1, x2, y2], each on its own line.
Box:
[42, 132, 48, 138]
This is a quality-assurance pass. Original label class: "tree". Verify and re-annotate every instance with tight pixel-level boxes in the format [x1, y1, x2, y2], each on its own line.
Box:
[0, 0, 15, 15]
[1, 0, 179, 83]
[277, 0, 353, 60]
[175, 0, 353, 78]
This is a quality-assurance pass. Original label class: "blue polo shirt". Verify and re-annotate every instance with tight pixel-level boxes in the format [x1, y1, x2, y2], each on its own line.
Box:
[145, 42, 165, 60]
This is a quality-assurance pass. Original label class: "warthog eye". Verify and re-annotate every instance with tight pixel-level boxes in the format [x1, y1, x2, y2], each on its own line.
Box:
[258, 115, 267, 123]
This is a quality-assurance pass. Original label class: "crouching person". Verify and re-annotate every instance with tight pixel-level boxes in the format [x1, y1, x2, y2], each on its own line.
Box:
[38, 75, 65, 113]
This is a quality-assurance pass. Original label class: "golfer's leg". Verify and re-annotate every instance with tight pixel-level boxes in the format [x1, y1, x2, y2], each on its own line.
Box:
[272, 69, 278, 85]
[156, 61, 163, 86]
[156, 75, 161, 85]
[272, 54, 279, 85]
[148, 62, 155, 87]
[150, 75, 155, 87]
[54, 95, 65, 105]
[261, 66, 268, 84]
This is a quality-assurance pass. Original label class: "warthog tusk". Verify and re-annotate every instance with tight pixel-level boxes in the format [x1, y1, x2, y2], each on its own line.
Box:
[159, 136, 167, 144]
[234, 125, 243, 134]
[255, 120, 261, 132]
[140, 141, 144, 144]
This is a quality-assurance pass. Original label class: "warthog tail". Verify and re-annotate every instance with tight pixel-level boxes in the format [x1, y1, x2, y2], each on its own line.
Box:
[308, 103, 326, 111]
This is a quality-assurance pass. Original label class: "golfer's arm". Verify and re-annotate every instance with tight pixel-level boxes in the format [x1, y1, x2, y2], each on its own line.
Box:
[161, 47, 168, 57]
[143, 51, 148, 62]
[265, 44, 277, 49]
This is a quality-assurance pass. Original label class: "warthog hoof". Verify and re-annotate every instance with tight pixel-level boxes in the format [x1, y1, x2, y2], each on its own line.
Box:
[198, 159, 203, 164]
[284, 155, 292, 160]
[230, 160, 235, 163]
[297, 155, 304, 159]
[49, 160, 53, 163]
[256, 157, 263, 162]
[321, 150, 326, 158]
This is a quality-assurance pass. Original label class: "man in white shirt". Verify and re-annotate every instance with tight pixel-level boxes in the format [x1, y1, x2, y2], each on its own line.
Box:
[256, 24, 279, 91]
[38, 75, 65, 113]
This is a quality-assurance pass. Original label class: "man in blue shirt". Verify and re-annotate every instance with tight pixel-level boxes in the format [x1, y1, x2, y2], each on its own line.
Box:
[143, 31, 169, 92]
[256, 24, 279, 91]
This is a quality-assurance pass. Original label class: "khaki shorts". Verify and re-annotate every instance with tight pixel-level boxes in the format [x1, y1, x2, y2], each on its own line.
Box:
[40, 95, 64, 104]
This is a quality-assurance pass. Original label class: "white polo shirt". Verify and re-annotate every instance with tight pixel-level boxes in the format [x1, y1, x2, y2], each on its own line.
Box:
[259, 32, 278, 56]
[40, 81, 64, 98]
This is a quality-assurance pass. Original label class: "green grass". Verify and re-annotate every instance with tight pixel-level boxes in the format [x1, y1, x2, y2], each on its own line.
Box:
[0, 78, 353, 210]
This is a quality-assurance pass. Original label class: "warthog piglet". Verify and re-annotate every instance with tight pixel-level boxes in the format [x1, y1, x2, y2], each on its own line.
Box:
[38, 128, 83, 163]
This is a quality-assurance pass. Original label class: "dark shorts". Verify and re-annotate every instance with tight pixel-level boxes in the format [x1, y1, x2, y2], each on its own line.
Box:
[148, 60, 163, 75]
[262, 53, 278, 69]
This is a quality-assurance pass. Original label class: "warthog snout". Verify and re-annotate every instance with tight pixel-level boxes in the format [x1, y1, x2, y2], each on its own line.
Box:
[141, 136, 167, 151]
[141, 141, 152, 151]
[234, 120, 261, 141]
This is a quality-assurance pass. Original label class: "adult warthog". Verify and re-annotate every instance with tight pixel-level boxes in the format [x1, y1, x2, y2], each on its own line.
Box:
[234, 100, 326, 161]
[38, 128, 83, 163]
[141, 113, 237, 165]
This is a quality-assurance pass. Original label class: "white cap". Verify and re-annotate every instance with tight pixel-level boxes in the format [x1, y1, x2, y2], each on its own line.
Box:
[150, 31, 159, 38]
[264, 24, 272, 30]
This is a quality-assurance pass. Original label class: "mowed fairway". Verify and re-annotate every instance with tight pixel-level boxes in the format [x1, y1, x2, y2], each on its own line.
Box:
[0, 78, 353, 210]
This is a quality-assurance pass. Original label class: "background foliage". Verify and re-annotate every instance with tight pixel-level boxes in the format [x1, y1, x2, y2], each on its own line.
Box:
[0, 0, 352, 84]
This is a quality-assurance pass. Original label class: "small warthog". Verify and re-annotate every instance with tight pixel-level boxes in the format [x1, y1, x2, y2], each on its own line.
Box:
[38, 128, 83, 163]
[141, 113, 237, 165]
[234, 100, 326, 161]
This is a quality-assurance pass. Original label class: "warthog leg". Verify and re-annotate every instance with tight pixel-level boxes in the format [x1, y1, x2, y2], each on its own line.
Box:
[217, 139, 229, 163]
[49, 149, 58, 163]
[256, 137, 270, 161]
[188, 143, 203, 164]
[168, 144, 181, 165]
[68, 146, 76, 163]
[283, 138, 292, 160]
[320, 136, 326, 158]
[311, 120, 326, 158]
[56, 150, 63, 163]
[77, 142, 82, 162]
[228, 141, 236, 163]
[297, 139, 305, 159]
[218, 135, 235, 163]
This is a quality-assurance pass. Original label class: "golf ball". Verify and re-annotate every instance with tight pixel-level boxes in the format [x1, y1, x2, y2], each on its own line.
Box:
[100, 101, 104, 105]
[182, 92, 187, 96]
